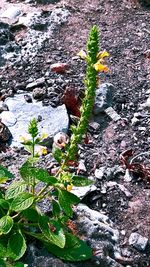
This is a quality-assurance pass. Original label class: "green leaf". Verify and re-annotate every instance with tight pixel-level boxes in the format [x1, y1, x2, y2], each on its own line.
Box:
[20, 161, 57, 185]
[52, 200, 60, 217]
[39, 216, 66, 248]
[7, 231, 27, 261]
[10, 193, 34, 212]
[0, 199, 9, 210]
[58, 189, 80, 217]
[0, 215, 13, 235]
[21, 207, 39, 222]
[0, 258, 6, 267]
[0, 235, 8, 258]
[0, 165, 14, 183]
[45, 233, 92, 261]
[13, 262, 28, 267]
[25, 231, 47, 244]
[20, 141, 33, 146]
[5, 182, 27, 200]
[72, 176, 94, 187]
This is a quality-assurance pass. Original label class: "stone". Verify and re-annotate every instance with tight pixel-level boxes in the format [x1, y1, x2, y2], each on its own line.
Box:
[24, 94, 32, 103]
[93, 83, 114, 115]
[1, 7, 21, 20]
[118, 184, 132, 198]
[140, 96, 150, 109]
[105, 107, 121, 121]
[89, 121, 100, 131]
[0, 111, 17, 127]
[26, 78, 45, 91]
[95, 167, 105, 179]
[124, 169, 133, 182]
[0, 22, 14, 45]
[32, 88, 46, 100]
[71, 184, 97, 199]
[0, 102, 9, 113]
[0, 120, 12, 143]
[1, 94, 69, 147]
[129, 232, 148, 251]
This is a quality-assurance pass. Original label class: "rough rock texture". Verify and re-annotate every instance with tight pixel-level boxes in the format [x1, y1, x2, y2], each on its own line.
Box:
[0, 94, 69, 147]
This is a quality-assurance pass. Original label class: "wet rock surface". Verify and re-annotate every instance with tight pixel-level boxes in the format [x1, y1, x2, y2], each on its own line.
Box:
[0, 0, 150, 266]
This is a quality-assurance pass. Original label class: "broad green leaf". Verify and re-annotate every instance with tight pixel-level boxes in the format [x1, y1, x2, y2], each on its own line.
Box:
[58, 189, 80, 217]
[0, 199, 9, 210]
[39, 216, 66, 248]
[0, 258, 6, 267]
[0, 215, 13, 235]
[10, 193, 34, 212]
[45, 233, 92, 261]
[5, 182, 26, 200]
[0, 165, 14, 183]
[0, 235, 8, 258]
[25, 231, 47, 243]
[7, 231, 26, 261]
[21, 207, 39, 222]
[52, 200, 60, 217]
[19, 161, 35, 185]
[20, 161, 57, 185]
[72, 176, 94, 187]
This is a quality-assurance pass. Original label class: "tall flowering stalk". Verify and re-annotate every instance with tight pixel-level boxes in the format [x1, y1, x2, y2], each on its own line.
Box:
[60, 25, 109, 168]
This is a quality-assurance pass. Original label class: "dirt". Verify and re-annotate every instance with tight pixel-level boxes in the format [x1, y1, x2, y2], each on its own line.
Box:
[0, 0, 150, 266]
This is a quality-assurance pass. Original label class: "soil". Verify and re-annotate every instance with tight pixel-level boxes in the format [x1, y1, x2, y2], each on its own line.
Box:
[0, 0, 150, 266]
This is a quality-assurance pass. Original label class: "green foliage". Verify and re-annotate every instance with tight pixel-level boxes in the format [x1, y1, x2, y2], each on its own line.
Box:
[28, 118, 38, 139]
[45, 233, 93, 261]
[0, 26, 109, 265]
[0, 165, 14, 184]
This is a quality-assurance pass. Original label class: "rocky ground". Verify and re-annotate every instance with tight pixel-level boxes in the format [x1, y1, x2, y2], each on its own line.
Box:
[0, 0, 150, 266]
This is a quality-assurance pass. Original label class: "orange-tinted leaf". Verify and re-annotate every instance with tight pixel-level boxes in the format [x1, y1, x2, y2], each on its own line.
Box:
[62, 86, 81, 117]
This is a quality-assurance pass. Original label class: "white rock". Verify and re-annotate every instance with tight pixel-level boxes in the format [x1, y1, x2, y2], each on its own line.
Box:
[3, 94, 69, 148]
[1, 7, 21, 20]
[131, 116, 139, 125]
[0, 111, 17, 126]
[105, 107, 121, 121]
[124, 169, 132, 182]
[71, 184, 97, 199]
[95, 167, 105, 179]
[129, 232, 148, 251]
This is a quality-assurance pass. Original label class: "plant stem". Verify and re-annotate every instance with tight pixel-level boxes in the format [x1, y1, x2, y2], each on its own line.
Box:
[60, 25, 99, 168]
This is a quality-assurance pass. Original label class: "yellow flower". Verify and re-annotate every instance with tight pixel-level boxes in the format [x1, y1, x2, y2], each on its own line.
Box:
[36, 146, 47, 156]
[94, 50, 109, 73]
[94, 62, 109, 72]
[97, 51, 109, 60]
[67, 185, 73, 191]
[40, 133, 48, 140]
[20, 134, 31, 143]
[77, 49, 87, 60]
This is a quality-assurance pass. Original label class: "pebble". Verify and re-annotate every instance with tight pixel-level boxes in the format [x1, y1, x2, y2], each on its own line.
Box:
[129, 232, 148, 251]
[105, 107, 121, 121]
[26, 77, 45, 91]
[32, 88, 46, 100]
[124, 169, 133, 182]
[95, 167, 105, 179]
[138, 126, 146, 131]
[0, 102, 9, 113]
